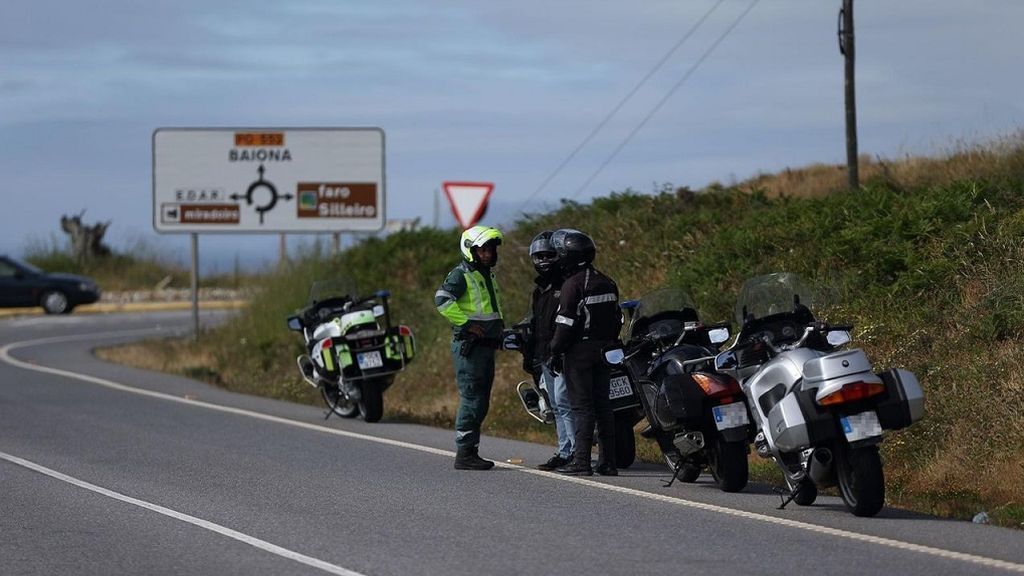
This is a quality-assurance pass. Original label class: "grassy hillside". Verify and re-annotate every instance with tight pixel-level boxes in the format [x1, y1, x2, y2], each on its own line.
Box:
[23, 237, 250, 291]
[105, 141, 1024, 526]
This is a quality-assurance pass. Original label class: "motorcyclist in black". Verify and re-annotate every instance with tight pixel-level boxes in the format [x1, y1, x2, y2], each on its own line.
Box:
[546, 229, 622, 476]
[522, 231, 576, 471]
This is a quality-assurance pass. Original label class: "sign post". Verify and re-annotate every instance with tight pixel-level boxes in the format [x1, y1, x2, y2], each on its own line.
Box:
[442, 181, 493, 230]
[153, 127, 386, 338]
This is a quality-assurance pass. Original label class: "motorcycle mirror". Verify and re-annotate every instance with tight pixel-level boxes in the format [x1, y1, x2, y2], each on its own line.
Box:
[827, 330, 851, 347]
[708, 327, 730, 344]
[603, 348, 625, 365]
[286, 315, 303, 331]
[714, 350, 738, 371]
[376, 289, 391, 299]
[372, 305, 386, 318]
[619, 300, 640, 310]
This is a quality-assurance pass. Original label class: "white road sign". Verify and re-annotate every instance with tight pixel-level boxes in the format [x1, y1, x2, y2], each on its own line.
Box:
[153, 128, 385, 233]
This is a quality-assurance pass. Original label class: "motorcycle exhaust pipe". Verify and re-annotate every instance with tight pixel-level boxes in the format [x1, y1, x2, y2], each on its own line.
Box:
[807, 447, 833, 486]
[672, 432, 705, 456]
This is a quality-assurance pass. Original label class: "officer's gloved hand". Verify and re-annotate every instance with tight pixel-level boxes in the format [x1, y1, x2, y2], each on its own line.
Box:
[545, 354, 564, 376]
[502, 330, 523, 351]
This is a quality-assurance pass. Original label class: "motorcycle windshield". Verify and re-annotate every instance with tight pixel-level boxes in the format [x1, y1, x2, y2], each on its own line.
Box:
[626, 288, 701, 341]
[734, 272, 815, 325]
[307, 278, 360, 307]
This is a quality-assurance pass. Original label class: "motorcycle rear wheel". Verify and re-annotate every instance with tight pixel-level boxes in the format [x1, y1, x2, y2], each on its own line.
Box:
[836, 444, 885, 517]
[613, 413, 636, 468]
[359, 380, 385, 423]
[708, 439, 749, 493]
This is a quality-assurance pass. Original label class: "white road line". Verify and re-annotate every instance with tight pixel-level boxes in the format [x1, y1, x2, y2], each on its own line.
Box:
[0, 451, 366, 576]
[4, 329, 1024, 575]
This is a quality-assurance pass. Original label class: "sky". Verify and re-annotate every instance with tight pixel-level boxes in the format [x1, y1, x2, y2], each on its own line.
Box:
[2, 0, 1022, 273]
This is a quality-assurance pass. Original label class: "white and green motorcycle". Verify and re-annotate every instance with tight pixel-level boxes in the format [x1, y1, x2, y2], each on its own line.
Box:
[287, 278, 415, 423]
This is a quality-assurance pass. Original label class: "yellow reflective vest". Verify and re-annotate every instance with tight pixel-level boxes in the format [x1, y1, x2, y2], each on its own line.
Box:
[434, 261, 504, 338]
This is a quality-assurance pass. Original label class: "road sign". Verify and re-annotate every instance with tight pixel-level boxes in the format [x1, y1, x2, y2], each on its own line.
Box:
[153, 128, 385, 233]
[442, 181, 493, 230]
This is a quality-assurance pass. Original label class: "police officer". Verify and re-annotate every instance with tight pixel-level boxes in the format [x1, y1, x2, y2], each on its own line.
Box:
[522, 231, 576, 471]
[434, 225, 505, 470]
[547, 229, 622, 476]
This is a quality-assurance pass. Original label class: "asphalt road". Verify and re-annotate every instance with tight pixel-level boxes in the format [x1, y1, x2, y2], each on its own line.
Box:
[2, 311, 1023, 576]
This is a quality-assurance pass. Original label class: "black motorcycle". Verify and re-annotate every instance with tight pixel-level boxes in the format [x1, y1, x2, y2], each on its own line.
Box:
[604, 288, 753, 492]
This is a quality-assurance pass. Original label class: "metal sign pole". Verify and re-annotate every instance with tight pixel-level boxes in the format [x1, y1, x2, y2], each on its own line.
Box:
[191, 233, 200, 341]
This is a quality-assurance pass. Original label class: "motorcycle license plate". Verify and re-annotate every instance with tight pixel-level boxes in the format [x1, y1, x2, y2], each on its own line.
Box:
[357, 351, 383, 369]
[712, 401, 749, 431]
[840, 411, 883, 442]
[608, 375, 633, 400]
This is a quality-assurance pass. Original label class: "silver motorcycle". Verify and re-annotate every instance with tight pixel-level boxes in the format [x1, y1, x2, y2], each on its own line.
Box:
[714, 273, 924, 517]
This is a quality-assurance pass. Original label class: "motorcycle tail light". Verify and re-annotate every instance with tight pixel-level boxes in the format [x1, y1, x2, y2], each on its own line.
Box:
[322, 338, 333, 349]
[818, 382, 885, 406]
[692, 373, 742, 398]
[399, 325, 413, 337]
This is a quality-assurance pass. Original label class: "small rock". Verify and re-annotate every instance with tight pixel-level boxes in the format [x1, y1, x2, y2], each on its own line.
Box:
[972, 512, 990, 525]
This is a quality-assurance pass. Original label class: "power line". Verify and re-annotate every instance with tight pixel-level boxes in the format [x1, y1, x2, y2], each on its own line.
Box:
[516, 0, 729, 214]
[571, 0, 762, 200]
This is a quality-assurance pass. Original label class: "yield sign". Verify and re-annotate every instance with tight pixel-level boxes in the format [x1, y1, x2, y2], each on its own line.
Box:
[442, 181, 493, 229]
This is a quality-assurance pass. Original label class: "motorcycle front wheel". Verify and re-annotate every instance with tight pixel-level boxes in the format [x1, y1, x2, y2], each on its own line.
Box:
[708, 438, 749, 493]
[836, 444, 885, 517]
[321, 385, 359, 418]
[656, 433, 701, 482]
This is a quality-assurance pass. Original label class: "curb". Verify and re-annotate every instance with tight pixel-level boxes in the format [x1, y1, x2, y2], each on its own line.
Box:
[0, 300, 249, 318]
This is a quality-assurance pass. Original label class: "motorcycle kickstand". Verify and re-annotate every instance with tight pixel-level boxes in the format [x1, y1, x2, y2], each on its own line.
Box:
[775, 485, 801, 510]
[662, 460, 686, 488]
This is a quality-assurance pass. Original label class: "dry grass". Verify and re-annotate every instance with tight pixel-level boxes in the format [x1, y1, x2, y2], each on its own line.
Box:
[732, 133, 1024, 198]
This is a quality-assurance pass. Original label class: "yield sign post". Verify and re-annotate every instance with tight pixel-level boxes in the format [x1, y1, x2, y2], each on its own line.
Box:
[442, 181, 493, 229]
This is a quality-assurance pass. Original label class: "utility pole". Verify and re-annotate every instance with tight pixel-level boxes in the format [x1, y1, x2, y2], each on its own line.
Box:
[839, 0, 859, 189]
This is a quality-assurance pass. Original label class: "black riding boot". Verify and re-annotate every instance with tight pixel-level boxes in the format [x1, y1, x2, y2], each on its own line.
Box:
[454, 447, 495, 470]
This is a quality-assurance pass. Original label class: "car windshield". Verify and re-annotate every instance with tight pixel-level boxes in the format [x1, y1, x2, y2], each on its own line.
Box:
[307, 277, 359, 306]
[6, 256, 42, 275]
[626, 287, 702, 341]
[734, 272, 815, 325]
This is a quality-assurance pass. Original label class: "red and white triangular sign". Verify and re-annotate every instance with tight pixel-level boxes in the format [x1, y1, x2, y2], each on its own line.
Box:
[442, 181, 493, 229]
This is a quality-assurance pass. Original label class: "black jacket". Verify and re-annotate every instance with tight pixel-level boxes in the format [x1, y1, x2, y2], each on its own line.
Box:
[523, 274, 562, 373]
[550, 265, 621, 356]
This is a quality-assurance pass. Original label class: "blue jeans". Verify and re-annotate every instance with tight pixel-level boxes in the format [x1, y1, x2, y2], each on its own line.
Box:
[541, 366, 575, 458]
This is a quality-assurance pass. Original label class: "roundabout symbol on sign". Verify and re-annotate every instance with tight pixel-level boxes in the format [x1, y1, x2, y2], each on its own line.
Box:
[230, 164, 294, 225]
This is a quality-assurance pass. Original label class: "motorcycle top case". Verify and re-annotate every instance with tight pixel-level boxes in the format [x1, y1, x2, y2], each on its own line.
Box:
[801, 349, 878, 391]
[874, 368, 924, 430]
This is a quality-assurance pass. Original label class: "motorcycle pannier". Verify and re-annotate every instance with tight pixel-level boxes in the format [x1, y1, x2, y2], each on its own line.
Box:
[658, 374, 705, 430]
[874, 368, 925, 430]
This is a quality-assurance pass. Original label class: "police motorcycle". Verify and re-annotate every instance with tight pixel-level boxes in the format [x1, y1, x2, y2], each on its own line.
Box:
[287, 278, 416, 423]
[602, 288, 752, 492]
[509, 322, 640, 469]
[713, 272, 924, 516]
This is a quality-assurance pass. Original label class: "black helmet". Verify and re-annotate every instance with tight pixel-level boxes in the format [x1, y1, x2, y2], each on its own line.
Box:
[550, 228, 596, 272]
[529, 230, 558, 276]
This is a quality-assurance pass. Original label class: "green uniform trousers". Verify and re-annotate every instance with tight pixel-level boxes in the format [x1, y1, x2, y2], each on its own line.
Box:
[451, 340, 496, 449]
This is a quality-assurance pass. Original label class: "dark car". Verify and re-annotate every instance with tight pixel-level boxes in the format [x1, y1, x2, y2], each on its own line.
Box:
[0, 255, 101, 314]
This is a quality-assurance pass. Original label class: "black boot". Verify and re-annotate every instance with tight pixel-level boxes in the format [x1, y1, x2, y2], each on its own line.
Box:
[555, 459, 593, 476]
[595, 462, 618, 476]
[454, 447, 495, 470]
[537, 454, 570, 471]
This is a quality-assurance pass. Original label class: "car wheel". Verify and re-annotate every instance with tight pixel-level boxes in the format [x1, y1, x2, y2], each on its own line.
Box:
[41, 290, 70, 315]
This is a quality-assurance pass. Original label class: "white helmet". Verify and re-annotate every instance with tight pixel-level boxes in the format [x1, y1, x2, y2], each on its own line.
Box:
[460, 226, 503, 262]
